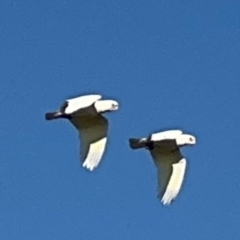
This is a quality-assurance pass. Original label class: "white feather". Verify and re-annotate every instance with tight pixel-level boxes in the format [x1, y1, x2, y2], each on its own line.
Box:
[151, 130, 183, 141]
[71, 115, 108, 171]
[161, 159, 187, 205]
[152, 147, 187, 205]
[82, 137, 107, 171]
[65, 95, 102, 114]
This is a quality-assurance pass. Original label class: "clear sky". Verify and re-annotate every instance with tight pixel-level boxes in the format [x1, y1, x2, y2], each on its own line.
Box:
[0, 1, 240, 239]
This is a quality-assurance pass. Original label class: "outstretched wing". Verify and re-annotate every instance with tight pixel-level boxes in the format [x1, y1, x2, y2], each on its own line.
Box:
[70, 115, 108, 171]
[151, 147, 187, 205]
[151, 130, 183, 141]
[63, 95, 102, 114]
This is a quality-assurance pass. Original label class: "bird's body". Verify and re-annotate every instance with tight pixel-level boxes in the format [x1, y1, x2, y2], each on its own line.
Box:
[45, 94, 119, 171]
[129, 129, 196, 205]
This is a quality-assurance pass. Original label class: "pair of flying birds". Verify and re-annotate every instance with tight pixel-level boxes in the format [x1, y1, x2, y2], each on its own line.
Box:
[45, 94, 196, 205]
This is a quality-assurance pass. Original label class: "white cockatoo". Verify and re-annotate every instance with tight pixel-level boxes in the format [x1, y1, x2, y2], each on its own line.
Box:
[45, 94, 119, 171]
[129, 129, 196, 205]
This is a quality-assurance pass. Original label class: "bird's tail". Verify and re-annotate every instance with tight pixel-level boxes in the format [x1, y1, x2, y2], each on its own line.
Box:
[45, 111, 62, 120]
[129, 138, 148, 149]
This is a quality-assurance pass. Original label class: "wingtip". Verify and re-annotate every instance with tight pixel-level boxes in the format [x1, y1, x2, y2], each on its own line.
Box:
[45, 112, 57, 120]
[159, 194, 174, 206]
[82, 162, 96, 171]
[129, 138, 147, 149]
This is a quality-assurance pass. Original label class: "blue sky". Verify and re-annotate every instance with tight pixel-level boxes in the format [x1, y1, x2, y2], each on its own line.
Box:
[0, 0, 240, 239]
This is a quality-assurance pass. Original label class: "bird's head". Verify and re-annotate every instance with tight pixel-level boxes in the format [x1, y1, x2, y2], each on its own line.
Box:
[176, 134, 196, 146]
[94, 100, 119, 113]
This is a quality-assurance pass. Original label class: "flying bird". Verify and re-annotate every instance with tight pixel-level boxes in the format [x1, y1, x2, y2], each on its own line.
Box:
[129, 129, 196, 205]
[45, 94, 119, 171]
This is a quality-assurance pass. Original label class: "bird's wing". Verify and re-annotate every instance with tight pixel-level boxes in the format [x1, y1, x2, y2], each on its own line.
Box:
[151, 147, 187, 205]
[63, 95, 102, 114]
[70, 115, 108, 171]
[151, 130, 182, 141]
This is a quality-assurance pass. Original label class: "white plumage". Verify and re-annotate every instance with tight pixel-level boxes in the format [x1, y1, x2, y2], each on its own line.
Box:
[129, 129, 196, 205]
[64, 95, 102, 114]
[45, 94, 119, 171]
